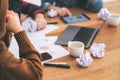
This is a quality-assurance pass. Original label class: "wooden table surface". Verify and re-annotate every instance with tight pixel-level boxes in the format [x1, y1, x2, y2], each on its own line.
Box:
[43, 1, 120, 80]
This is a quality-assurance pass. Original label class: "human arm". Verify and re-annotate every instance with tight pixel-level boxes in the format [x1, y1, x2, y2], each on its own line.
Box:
[34, 13, 47, 30]
[0, 32, 43, 80]
[48, 6, 72, 17]
[0, 11, 43, 80]
[21, 2, 47, 30]
[42, 0, 72, 17]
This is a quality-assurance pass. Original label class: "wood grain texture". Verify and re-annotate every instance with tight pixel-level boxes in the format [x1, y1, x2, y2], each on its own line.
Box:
[43, 1, 120, 80]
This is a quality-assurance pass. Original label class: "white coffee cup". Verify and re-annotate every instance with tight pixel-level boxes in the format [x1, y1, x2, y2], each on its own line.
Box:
[107, 13, 120, 27]
[68, 41, 84, 57]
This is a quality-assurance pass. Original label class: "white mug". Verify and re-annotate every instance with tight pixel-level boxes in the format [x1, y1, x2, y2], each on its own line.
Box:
[68, 41, 84, 57]
[107, 13, 120, 27]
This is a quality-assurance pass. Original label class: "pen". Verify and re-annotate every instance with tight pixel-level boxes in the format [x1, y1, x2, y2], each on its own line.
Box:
[44, 62, 70, 69]
[47, 22, 58, 24]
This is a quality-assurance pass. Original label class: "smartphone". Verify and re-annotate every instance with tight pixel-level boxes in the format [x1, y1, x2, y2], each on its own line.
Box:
[41, 52, 52, 61]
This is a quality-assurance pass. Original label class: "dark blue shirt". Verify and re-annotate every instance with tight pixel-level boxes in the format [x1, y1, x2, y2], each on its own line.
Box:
[42, 0, 103, 12]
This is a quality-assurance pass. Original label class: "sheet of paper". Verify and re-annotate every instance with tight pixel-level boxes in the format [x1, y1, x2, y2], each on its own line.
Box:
[21, 17, 59, 34]
[32, 36, 69, 61]
[28, 24, 59, 37]
[39, 44, 69, 62]
[9, 36, 69, 61]
[23, 0, 41, 6]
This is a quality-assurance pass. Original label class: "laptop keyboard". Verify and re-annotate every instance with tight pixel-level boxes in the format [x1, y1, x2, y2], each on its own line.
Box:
[73, 27, 99, 48]
[55, 26, 99, 48]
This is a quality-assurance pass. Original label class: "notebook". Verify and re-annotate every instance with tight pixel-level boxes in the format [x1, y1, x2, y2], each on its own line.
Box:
[55, 25, 99, 48]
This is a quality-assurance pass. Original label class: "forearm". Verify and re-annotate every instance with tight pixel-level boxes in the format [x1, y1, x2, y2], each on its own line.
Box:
[14, 31, 41, 57]
[22, 2, 44, 19]
[14, 31, 43, 80]
[29, 4, 44, 18]
[0, 31, 43, 80]
[0, 49, 43, 80]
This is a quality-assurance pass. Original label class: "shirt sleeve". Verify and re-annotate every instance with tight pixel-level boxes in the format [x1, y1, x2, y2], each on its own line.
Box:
[86, 0, 103, 12]
[22, 1, 44, 19]
[0, 30, 43, 80]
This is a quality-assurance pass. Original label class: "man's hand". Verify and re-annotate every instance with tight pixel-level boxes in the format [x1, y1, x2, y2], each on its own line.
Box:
[49, 6, 72, 17]
[20, 13, 28, 22]
[35, 13, 47, 30]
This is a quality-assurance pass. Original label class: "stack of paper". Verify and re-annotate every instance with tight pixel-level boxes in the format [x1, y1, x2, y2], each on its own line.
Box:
[9, 24, 69, 61]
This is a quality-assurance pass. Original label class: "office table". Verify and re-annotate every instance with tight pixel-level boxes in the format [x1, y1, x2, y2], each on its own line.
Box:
[43, 1, 120, 80]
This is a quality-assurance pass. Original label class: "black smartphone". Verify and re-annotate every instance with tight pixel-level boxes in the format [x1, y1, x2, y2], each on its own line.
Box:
[41, 52, 52, 61]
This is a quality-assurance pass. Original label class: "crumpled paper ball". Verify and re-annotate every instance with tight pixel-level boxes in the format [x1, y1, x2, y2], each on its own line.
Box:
[21, 17, 37, 32]
[48, 9, 57, 17]
[98, 8, 110, 20]
[90, 43, 105, 58]
[76, 51, 93, 67]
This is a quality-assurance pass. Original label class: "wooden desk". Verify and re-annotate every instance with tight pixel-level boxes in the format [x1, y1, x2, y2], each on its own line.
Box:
[43, 1, 120, 80]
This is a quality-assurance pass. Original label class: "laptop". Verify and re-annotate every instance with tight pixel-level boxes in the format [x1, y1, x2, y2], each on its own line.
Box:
[55, 25, 99, 48]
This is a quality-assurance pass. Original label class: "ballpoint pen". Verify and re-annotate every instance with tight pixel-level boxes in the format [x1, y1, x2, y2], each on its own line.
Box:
[47, 22, 58, 24]
[43, 62, 70, 69]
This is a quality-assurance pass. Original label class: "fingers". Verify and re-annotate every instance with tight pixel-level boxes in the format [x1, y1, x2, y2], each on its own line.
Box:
[20, 13, 28, 22]
[6, 10, 19, 21]
[5, 10, 22, 33]
[7, 10, 18, 16]
[49, 6, 72, 17]
[62, 8, 72, 17]
[6, 10, 14, 20]
[57, 7, 72, 17]
[36, 18, 47, 31]
[35, 13, 47, 31]
[58, 9, 66, 17]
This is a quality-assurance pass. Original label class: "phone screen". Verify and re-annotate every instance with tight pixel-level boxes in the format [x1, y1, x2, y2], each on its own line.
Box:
[41, 52, 52, 61]
[61, 13, 90, 23]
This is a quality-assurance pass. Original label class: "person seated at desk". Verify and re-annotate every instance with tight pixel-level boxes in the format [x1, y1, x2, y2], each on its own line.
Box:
[0, 0, 43, 80]
[42, 0, 103, 17]
[9, 0, 47, 31]
[21, 0, 47, 30]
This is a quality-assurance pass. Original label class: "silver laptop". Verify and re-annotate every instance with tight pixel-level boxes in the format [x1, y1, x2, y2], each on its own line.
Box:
[55, 25, 99, 48]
